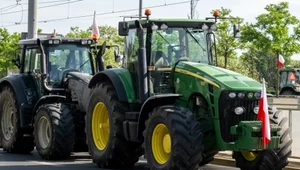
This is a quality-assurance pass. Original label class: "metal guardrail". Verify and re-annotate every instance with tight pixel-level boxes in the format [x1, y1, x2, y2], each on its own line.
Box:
[267, 96, 300, 139]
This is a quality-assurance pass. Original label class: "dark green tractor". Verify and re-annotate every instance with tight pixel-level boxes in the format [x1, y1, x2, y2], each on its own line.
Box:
[279, 67, 300, 95]
[85, 11, 292, 170]
[0, 35, 120, 159]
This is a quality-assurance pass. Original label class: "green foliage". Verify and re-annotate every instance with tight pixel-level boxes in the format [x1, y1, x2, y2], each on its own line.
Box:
[0, 28, 21, 77]
[65, 25, 124, 68]
[241, 2, 300, 87]
[213, 8, 243, 69]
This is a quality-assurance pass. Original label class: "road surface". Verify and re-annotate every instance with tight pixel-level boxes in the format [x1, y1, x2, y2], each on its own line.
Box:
[0, 149, 237, 170]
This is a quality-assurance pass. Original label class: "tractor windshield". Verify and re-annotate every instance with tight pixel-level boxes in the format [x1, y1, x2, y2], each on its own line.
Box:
[47, 44, 92, 83]
[151, 27, 208, 67]
[280, 70, 300, 88]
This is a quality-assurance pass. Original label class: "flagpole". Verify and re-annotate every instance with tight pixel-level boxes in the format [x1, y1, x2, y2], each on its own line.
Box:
[276, 51, 279, 98]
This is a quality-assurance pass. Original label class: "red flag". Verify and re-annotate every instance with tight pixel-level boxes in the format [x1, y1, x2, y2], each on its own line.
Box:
[278, 55, 285, 68]
[91, 11, 100, 40]
[258, 78, 271, 148]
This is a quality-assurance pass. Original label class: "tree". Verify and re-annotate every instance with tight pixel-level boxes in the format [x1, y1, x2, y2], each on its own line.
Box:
[0, 28, 20, 77]
[213, 7, 243, 69]
[66, 25, 124, 67]
[241, 2, 300, 87]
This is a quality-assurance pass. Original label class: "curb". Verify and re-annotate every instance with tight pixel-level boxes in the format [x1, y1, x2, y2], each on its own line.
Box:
[211, 153, 300, 170]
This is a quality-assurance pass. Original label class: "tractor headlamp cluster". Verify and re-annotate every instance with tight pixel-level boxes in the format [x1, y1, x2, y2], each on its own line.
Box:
[48, 39, 60, 44]
[234, 107, 245, 115]
[228, 92, 261, 99]
[81, 39, 93, 45]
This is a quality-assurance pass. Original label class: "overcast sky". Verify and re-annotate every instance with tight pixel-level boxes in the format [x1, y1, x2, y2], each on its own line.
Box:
[1, 0, 299, 59]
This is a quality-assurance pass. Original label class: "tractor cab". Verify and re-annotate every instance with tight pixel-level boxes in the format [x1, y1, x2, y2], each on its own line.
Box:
[119, 10, 218, 96]
[13, 35, 97, 95]
[279, 67, 300, 95]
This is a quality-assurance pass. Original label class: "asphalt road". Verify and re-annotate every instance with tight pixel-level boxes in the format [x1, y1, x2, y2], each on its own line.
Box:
[0, 149, 237, 170]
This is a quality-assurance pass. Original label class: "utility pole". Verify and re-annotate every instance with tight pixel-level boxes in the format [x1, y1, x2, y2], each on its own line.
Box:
[190, 0, 198, 19]
[139, 0, 142, 20]
[28, 0, 38, 39]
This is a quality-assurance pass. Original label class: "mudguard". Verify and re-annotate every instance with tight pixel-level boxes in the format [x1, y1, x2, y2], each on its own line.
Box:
[137, 94, 182, 138]
[88, 70, 133, 102]
[32, 95, 66, 113]
[0, 75, 38, 128]
[66, 72, 93, 112]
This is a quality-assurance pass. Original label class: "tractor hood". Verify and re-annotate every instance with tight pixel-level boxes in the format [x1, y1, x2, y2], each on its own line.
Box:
[176, 62, 262, 91]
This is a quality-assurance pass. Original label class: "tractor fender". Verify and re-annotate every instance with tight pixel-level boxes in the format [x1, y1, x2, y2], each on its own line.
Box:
[88, 71, 128, 102]
[137, 94, 182, 138]
[32, 95, 66, 113]
[32, 95, 66, 124]
[279, 87, 295, 95]
[0, 75, 38, 128]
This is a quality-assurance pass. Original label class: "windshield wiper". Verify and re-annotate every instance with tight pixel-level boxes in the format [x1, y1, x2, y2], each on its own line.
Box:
[184, 28, 206, 52]
[77, 59, 90, 70]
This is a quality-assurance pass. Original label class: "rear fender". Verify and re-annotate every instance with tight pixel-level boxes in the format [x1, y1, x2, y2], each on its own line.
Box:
[137, 94, 182, 138]
[88, 69, 137, 102]
[32, 95, 66, 124]
[0, 76, 38, 128]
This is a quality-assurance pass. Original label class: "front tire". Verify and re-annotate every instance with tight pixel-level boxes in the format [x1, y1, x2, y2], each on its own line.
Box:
[0, 86, 34, 153]
[86, 81, 142, 168]
[33, 103, 75, 160]
[233, 108, 292, 170]
[143, 105, 204, 170]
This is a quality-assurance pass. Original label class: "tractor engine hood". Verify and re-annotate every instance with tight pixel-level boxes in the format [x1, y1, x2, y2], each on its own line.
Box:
[175, 62, 262, 91]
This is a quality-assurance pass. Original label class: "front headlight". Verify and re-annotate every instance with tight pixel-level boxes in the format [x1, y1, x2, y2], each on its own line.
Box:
[229, 92, 236, 98]
[253, 106, 259, 114]
[238, 92, 245, 98]
[254, 92, 261, 99]
[234, 107, 245, 115]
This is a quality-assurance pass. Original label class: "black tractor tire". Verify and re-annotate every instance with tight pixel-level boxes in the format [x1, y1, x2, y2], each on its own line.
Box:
[0, 86, 34, 153]
[232, 107, 292, 170]
[33, 103, 76, 160]
[86, 81, 143, 168]
[199, 150, 219, 166]
[281, 90, 295, 95]
[73, 111, 88, 152]
[143, 105, 204, 170]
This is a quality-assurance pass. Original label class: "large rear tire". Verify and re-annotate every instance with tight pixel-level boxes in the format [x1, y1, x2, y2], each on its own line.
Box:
[73, 111, 88, 152]
[233, 108, 292, 170]
[33, 103, 75, 160]
[199, 150, 219, 166]
[86, 81, 142, 168]
[0, 86, 34, 153]
[143, 105, 204, 170]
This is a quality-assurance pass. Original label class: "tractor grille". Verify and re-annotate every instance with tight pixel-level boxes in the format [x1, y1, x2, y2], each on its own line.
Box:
[218, 91, 259, 142]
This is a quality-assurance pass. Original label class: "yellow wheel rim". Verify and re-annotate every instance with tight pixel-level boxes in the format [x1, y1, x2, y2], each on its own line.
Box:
[92, 102, 110, 151]
[241, 151, 257, 161]
[152, 124, 171, 164]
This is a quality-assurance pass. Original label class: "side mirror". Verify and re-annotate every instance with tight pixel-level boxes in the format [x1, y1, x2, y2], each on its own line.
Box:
[12, 53, 21, 68]
[118, 21, 129, 36]
[233, 24, 241, 38]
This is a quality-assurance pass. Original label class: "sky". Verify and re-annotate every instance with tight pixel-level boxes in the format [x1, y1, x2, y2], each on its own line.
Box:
[0, 0, 300, 59]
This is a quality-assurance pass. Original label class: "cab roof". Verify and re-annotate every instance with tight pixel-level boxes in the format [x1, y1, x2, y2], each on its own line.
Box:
[18, 38, 96, 46]
[280, 67, 300, 72]
[126, 18, 215, 28]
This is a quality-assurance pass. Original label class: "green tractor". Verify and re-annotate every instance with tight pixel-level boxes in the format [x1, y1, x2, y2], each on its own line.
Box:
[0, 34, 121, 159]
[85, 11, 292, 170]
[279, 67, 300, 95]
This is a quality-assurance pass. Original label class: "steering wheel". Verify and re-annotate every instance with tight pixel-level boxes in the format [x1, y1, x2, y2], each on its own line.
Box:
[60, 69, 80, 84]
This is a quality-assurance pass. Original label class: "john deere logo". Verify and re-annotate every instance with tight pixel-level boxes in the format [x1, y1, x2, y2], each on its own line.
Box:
[247, 93, 253, 98]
